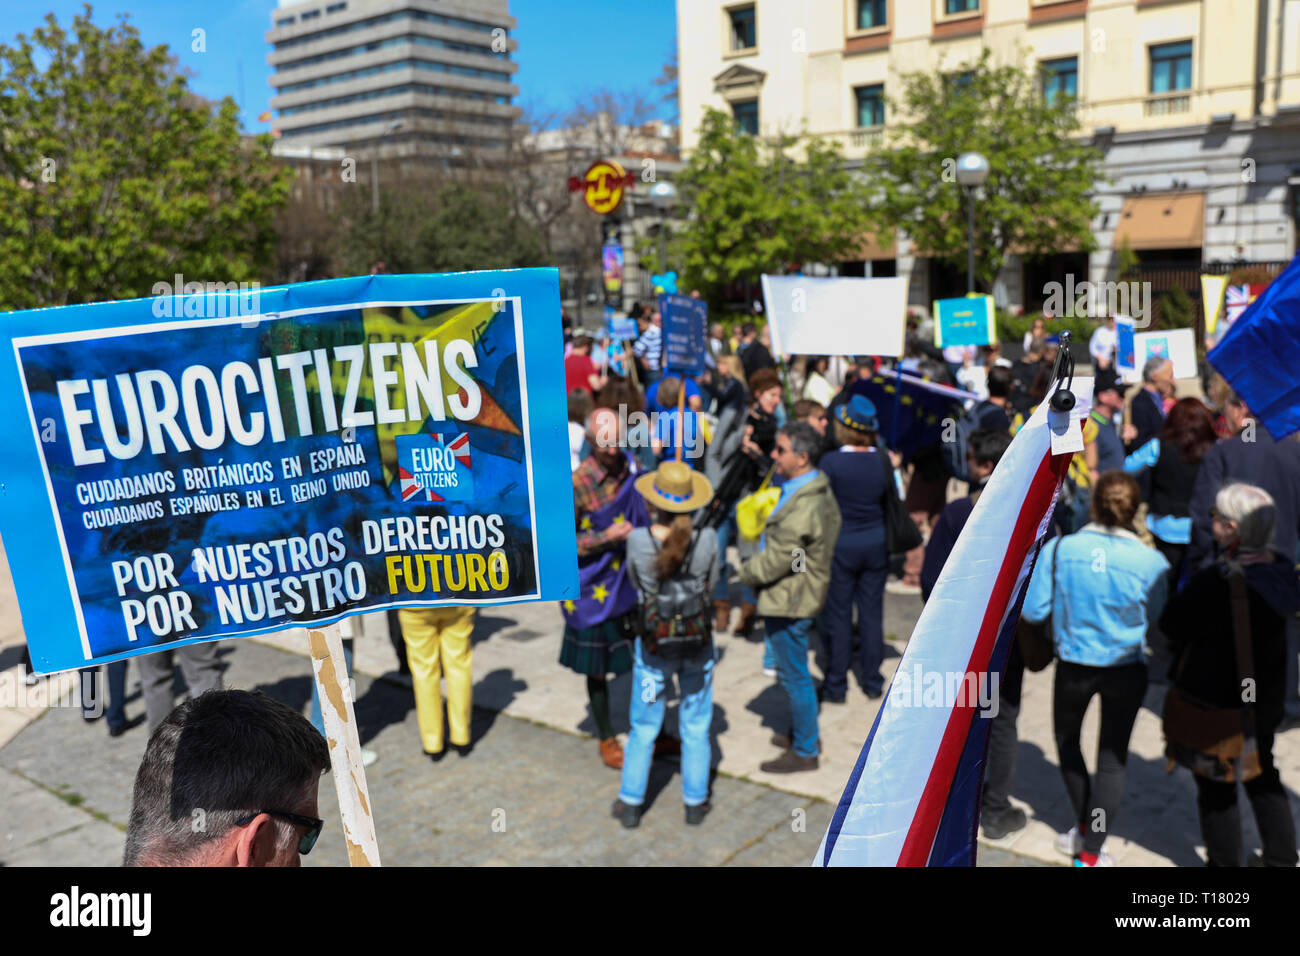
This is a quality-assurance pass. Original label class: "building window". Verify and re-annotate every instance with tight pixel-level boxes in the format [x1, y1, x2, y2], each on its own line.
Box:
[729, 5, 757, 52]
[300, 9, 321, 20]
[855, 84, 885, 127]
[947, 71, 974, 92]
[944, 0, 979, 13]
[1040, 56, 1077, 104]
[857, 0, 887, 29]
[275, 16, 295, 27]
[326, 2, 347, 12]
[733, 99, 759, 135]
[1150, 41, 1192, 93]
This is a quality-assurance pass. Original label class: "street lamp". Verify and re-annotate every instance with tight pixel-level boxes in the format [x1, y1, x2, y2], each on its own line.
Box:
[649, 180, 677, 272]
[372, 119, 405, 213]
[955, 151, 990, 294]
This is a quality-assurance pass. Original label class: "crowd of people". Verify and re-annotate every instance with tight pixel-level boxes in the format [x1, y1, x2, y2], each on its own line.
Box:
[561, 304, 1300, 865]
[31, 298, 1297, 867]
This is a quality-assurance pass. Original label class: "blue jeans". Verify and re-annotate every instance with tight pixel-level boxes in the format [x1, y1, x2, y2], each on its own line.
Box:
[822, 528, 888, 697]
[310, 638, 353, 736]
[619, 638, 715, 807]
[765, 616, 819, 757]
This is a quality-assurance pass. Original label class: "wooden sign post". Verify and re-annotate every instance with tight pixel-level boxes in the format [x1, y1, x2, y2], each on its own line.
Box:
[307, 622, 381, 867]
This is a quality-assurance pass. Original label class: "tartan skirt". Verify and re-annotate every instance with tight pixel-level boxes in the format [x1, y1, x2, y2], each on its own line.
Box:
[559, 610, 636, 677]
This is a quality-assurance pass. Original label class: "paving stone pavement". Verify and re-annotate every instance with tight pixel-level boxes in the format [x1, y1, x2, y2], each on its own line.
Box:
[4, 532, 1296, 867]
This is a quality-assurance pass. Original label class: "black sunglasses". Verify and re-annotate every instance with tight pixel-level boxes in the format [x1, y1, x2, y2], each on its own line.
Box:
[235, 810, 324, 855]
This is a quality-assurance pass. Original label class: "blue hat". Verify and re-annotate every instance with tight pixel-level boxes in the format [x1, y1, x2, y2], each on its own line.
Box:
[837, 394, 879, 433]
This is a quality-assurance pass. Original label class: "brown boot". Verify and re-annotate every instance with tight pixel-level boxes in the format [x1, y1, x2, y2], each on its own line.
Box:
[599, 737, 624, 769]
[713, 599, 731, 633]
[735, 602, 757, 637]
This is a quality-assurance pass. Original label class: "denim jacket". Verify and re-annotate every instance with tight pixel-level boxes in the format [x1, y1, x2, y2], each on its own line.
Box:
[1022, 524, 1170, 667]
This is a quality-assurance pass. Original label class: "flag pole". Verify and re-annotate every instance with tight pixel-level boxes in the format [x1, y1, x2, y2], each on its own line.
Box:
[676, 369, 686, 463]
[308, 622, 381, 866]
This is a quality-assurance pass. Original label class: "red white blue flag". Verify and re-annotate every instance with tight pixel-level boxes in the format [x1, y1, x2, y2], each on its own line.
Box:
[815, 384, 1084, 866]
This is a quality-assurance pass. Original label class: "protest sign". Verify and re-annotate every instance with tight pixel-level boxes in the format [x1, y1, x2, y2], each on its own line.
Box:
[932, 294, 996, 348]
[760, 275, 906, 358]
[1121, 327, 1198, 382]
[1114, 315, 1137, 375]
[0, 270, 577, 675]
[607, 308, 639, 341]
[658, 293, 708, 375]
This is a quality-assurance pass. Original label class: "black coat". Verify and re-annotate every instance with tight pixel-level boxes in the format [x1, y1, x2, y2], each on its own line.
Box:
[1187, 428, 1300, 569]
[1159, 558, 1300, 729]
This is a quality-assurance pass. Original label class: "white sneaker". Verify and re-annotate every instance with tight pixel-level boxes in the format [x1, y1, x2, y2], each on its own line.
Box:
[1055, 827, 1083, 858]
[361, 747, 378, 767]
[762, 667, 777, 678]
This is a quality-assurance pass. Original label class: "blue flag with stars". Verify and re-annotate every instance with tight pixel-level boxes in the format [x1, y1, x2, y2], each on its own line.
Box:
[562, 472, 650, 630]
[852, 371, 974, 460]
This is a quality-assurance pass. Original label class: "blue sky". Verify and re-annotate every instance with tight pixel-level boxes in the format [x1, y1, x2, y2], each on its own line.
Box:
[9, 0, 678, 130]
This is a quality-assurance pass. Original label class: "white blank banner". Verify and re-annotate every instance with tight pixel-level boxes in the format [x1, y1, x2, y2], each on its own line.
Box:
[761, 275, 907, 359]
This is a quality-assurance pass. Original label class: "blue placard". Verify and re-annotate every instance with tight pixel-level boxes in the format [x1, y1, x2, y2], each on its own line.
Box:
[607, 309, 639, 341]
[658, 293, 708, 374]
[933, 295, 995, 348]
[0, 270, 578, 673]
[1115, 316, 1137, 374]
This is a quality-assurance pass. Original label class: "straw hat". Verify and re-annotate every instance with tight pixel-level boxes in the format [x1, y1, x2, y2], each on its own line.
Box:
[634, 460, 714, 514]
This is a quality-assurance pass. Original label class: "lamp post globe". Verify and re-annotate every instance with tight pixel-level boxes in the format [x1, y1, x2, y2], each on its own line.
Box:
[649, 180, 677, 272]
[955, 152, 990, 187]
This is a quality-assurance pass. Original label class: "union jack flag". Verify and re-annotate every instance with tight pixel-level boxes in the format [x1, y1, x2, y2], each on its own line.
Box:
[1224, 284, 1256, 328]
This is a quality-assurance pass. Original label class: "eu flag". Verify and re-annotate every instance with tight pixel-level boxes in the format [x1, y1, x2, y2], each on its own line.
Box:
[1210, 252, 1300, 440]
[561, 472, 650, 630]
[852, 370, 974, 459]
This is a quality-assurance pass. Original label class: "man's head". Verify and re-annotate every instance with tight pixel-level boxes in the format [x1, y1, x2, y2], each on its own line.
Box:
[572, 334, 593, 356]
[1093, 369, 1124, 413]
[793, 399, 827, 435]
[709, 322, 723, 340]
[1024, 336, 1046, 361]
[967, 428, 1013, 484]
[986, 365, 1013, 401]
[124, 690, 329, 867]
[1223, 390, 1253, 434]
[739, 322, 756, 342]
[772, 421, 820, 479]
[1142, 356, 1174, 397]
[586, 407, 625, 468]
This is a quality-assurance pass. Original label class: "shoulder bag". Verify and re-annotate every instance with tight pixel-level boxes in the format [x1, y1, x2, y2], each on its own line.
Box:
[1161, 565, 1262, 783]
[880, 451, 922, 556]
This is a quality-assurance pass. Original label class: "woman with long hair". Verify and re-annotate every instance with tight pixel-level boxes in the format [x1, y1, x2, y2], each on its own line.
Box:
[1124, 397, 1218, 585]
[1021, 471, 1171, 866]
[1159, 483, 1299, 867]
[612, 461, 720, 828]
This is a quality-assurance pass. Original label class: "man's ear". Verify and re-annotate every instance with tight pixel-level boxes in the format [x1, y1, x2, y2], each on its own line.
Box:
[235, 813, 280, 867]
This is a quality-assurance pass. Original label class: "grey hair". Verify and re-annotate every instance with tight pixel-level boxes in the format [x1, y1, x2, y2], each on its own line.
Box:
[1215, 482, 1276, 553]
[123, 690, 328, 866]
[779, 421, 821, 463]
[1142, 356, 1171, 383]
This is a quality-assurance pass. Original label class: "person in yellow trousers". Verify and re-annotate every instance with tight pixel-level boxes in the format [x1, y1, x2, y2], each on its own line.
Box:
[397, 606, 477, 759]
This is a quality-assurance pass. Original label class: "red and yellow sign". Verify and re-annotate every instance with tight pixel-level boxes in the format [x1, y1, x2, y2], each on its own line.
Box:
[568, 159, 637, 215]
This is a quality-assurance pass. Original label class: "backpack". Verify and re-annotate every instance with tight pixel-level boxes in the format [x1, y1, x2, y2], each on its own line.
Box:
[942, 403, 984, 483]
[640, 531, 712, 659]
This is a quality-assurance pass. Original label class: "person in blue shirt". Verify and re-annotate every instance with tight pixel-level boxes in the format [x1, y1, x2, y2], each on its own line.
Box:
[1021, 471, 1169, 867]
[646, 372, 702, 414]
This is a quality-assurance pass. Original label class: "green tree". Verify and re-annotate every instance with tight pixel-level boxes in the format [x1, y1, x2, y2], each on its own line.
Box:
[331, 175, 545, 276]
[663, 108, 876, 309]
[0, 6, 290, 310]
[867, 48, 1103, 293]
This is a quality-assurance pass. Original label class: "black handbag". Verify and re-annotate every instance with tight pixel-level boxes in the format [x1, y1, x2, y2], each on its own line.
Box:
[881, 451, 922, 556]
[1162, 566, 1262, 783]
[1016, 536, 1058, 673]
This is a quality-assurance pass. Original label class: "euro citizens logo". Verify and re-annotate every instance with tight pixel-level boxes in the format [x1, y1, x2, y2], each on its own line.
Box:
[396, 432, 474, 502]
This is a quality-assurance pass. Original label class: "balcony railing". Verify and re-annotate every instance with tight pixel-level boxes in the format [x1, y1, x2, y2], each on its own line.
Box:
[849, 126, 884, 149]
[1144, 92, 1192, 117]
